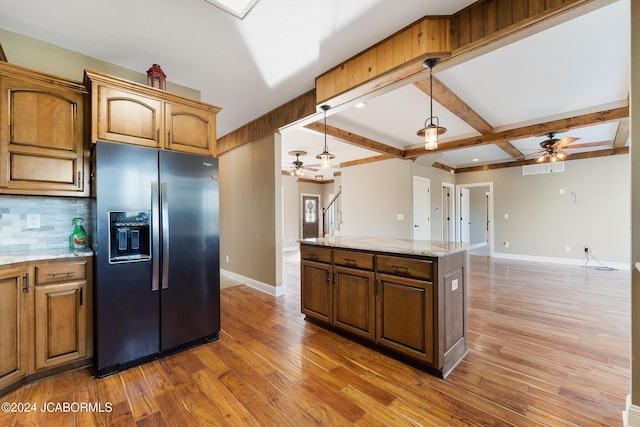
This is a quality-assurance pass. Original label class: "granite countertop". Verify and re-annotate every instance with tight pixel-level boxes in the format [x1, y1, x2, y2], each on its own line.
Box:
[0, 247, 94, 266]
[299, 236, 482, 257]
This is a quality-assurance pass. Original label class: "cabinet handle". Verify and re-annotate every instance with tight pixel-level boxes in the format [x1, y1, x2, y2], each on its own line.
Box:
[309, 253, 318, 260]
[375, 279, 381, 295]
[157, 128, 160, 142]
[392, 265, 409, 273]
[77, 171, 82, 188]
[48, 272, 72, 277]
[344, 258, 356, 266]
[80, 287, 83, 306]
[168, 129, 171, 144]
[23, 273, 29, 293]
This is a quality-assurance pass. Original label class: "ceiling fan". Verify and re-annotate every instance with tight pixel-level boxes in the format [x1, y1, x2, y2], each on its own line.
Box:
[531, 132, 580, 163]
[287, 150, 306, 176]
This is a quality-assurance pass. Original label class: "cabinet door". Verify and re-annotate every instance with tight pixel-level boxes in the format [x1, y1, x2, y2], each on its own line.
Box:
[34, 282, 86, 370]
[164, 101, 216, 156]
[375, 273, 434, 364]
[333, 266, 375, 340]
[0, 268, 28, 391]
[95, 84, 162, 148]
[0, 76, 87, 195]
[301, 260, 332, 324]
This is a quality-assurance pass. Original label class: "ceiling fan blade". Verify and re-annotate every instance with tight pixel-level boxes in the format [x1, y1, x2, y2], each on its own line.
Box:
[562, 140, 611, 149]
[552, 136, 579, 148]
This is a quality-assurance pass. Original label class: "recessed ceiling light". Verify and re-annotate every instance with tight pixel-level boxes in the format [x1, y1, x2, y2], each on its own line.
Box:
[355, 102, 366, 109]
[472, 158, 479, 162]
[203, 0, 261, 19]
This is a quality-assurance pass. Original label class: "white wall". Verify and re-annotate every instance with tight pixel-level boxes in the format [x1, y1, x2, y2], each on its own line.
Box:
[456, 155, 630, 264]
[341, 159, 412, 238]
[337, 154, 629, 265]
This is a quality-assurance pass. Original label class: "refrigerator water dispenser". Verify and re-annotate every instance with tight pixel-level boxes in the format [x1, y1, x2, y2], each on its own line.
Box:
[108, 211, 151, 263]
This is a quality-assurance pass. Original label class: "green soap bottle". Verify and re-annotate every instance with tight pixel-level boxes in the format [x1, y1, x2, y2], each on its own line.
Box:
[70, 217, 87, 250]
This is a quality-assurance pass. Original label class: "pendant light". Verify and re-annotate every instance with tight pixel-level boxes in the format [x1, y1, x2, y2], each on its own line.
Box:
[418, 58, 447, 150]
[316, 104, 335, 169]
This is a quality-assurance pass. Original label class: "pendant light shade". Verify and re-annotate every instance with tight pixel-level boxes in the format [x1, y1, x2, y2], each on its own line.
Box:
[316, 104, 335, 169]
[418, 58, 446, 150]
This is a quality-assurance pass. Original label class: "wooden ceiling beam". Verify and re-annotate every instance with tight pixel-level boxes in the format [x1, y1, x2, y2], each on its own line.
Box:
[452, 146, 629, 173]
[495, 141, 524, 159]
[217, 89, 316, 156]
[340, 154, 395, 168]
[413, 76, 493, 135]
[403, 106, 629, 159]
[304, 122, 404, 158]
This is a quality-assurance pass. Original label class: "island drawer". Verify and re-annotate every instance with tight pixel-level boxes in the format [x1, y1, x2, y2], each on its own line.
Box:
[301, 245, 332, 263]
[35, 260, 87, 285]
[334, 250, 374, 270]
[376, 255, 432, 280]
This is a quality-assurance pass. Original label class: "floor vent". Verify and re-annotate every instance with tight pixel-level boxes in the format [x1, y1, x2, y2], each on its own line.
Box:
[522, 162, 565, 175]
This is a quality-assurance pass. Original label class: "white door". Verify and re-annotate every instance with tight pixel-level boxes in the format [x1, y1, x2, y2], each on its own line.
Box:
[412, 176, 430, 240]
[459, 187, 470, 242]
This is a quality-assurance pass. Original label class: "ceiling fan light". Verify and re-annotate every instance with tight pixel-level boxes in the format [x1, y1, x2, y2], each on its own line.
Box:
[556, 151, 566, 160]
[535, 154, 546, 163]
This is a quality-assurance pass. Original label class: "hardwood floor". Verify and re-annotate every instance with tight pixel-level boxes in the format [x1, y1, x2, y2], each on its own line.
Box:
[0, 252, 629, 426]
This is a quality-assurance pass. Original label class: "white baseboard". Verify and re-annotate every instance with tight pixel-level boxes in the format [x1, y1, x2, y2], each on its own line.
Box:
[492, 252, 630, 271]
[220, 269, 284, 297]
[624, 395, 640, 426]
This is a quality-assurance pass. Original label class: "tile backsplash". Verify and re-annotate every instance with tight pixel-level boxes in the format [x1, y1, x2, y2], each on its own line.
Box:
[0, 196, 91, 254]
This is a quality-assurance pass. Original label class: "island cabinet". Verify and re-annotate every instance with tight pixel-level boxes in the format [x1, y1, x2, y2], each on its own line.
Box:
[0, 255, 93, 397]
[0, 62, 89, 196]
[300, 238, 469, 378]
[85, 70, 221, 157]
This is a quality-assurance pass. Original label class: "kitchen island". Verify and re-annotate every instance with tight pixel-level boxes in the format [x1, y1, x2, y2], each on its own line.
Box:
[299, 236, 473, 378]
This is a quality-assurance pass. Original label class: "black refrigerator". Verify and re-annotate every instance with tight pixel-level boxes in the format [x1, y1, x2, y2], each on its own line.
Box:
[92, 141, 220, 377]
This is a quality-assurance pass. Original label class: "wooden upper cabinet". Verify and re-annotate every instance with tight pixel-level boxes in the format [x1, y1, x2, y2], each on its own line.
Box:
[94, 84, 162, 148]
[0, 63, 88, 196]
[165, 101, 216, 155]
[85, 70, 221, 156]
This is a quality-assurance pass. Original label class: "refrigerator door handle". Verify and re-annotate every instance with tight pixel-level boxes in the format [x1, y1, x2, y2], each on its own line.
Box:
[161, 180, 170, 289]
[151, 181, 160, 291]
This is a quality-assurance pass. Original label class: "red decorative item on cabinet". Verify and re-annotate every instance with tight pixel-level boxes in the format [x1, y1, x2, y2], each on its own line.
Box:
[146, 64, 166, 90]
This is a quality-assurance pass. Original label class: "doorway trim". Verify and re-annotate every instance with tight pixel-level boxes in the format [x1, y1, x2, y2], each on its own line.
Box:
[442, 182, 455, 242]
[456, 182, 494, 257]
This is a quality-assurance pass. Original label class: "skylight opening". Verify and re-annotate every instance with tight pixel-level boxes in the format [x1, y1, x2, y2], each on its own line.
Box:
[203, 0, 261, 19]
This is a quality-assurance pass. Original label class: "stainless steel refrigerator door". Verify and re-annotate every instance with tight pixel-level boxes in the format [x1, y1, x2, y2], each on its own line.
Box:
[95, 142, 160, 372]
[159, 150, 220, 350]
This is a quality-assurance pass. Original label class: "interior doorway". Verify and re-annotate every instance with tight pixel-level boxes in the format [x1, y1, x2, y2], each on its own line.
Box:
[412, 176, 430, 240]
[456, 182, 494, 256]
[302, 195, 320, 238]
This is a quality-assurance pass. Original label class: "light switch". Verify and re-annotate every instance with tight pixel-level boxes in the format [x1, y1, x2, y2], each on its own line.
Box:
[396, 214, 404, 220]
[451, 279, 459, 291]
[504, 213, 509, 219]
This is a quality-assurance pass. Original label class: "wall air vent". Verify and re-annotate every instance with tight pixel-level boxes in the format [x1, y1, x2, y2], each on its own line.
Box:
[522, 162, 565, 176]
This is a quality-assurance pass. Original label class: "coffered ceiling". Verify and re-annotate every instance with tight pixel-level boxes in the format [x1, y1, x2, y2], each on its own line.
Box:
[0, 0, 629, 180]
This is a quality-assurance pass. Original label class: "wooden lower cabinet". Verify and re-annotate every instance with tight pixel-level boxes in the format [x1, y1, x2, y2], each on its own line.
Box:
[300, 243, 468, 378]
[333, 266, 375, 340]
[375, 273, 433, 364]
[301, 259, 332, 323]
[0, 268, 28, 392]
[0, 256, 92, 396]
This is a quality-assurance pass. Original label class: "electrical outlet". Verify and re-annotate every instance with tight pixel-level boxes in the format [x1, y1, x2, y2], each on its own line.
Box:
[565, 246, 571, 253]
[504, 241, 509, 248]
[26, 213, 40, 229]
[225, 255, 230, 263]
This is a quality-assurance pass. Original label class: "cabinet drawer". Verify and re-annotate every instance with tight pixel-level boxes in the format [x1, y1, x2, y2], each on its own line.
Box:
[334, 250, 374, 270]
[376, 255, 432, 280]
[301, 245, 332, 263]
[35, 261, 87, 285]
